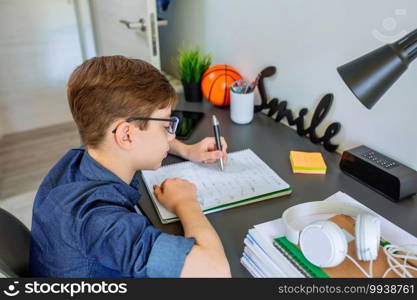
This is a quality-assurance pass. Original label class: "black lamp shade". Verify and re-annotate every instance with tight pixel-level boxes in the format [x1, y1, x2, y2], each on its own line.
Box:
[337, 29, 417, 109]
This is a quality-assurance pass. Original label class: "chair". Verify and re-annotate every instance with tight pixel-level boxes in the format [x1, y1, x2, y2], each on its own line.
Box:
[0, 207, 30, 277]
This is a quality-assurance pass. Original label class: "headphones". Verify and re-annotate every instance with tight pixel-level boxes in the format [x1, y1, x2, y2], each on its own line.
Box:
[282, 201, 381, 268]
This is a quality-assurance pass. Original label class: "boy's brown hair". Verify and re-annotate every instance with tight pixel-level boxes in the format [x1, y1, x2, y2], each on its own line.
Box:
[67, 55, 177, 148]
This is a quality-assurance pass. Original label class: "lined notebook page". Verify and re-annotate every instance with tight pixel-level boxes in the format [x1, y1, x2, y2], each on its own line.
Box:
[141, 149, 290, 222]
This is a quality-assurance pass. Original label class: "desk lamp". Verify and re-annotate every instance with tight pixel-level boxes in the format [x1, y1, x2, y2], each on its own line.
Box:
[337, 28, 417, 109]
[337, 28, 417, 202]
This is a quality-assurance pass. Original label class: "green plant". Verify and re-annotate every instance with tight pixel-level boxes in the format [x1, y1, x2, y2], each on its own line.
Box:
[178, 47, 212, 83]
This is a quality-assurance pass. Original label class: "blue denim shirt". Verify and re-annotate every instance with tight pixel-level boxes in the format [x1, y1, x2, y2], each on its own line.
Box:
[29, 147, 195, 278]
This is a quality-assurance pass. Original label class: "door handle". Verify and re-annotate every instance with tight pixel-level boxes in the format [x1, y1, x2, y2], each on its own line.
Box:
[119, 18, 146, 31]
[120, 18, 168, 31]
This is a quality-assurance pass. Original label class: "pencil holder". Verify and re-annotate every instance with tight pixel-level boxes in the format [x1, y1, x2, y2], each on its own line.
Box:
[230, 89, 255, 124]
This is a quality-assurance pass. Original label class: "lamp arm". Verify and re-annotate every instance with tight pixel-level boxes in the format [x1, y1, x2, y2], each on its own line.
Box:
[394, 28, 417, 63]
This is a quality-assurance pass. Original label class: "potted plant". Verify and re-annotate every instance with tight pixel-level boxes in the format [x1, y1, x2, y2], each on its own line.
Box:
[178, 47, 212, 102]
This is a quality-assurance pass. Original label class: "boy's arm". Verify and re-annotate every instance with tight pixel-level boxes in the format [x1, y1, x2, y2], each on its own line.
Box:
[78, 204, 194, 278]
[153, 178, 231, 277]
[175, 202, 231, 277]
[168, 138, 228, 164]
[168, 139, 189, 159]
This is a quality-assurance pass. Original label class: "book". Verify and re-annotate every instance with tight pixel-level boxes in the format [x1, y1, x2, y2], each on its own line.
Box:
[241, 191, 417, 278]
[244, 230, 304, 277]
[141, 149, 292, 224]
[289, 151, 327, 174]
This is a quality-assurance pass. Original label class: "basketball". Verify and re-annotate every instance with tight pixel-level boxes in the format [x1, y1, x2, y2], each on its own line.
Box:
[201, 64, 242, 106]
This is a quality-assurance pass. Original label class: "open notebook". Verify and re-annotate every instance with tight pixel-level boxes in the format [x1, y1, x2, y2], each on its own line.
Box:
[141, 149, 292, 224]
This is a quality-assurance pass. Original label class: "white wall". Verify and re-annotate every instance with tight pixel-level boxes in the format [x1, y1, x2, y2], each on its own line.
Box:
[159, 0, 417, 169]
[0, 0, 83, 136]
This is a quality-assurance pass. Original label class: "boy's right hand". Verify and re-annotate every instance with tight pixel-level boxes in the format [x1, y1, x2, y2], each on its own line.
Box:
[153, 178, 199, 213]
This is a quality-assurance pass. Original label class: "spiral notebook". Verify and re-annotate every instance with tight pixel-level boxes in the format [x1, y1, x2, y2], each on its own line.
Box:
[141, 149, 292, 224]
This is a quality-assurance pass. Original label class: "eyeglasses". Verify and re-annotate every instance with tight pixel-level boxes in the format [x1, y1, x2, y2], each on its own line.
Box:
[111, 116, 180, 135]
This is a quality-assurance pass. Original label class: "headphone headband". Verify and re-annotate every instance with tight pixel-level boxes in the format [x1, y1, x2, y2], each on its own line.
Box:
[282, 201, 375, 245]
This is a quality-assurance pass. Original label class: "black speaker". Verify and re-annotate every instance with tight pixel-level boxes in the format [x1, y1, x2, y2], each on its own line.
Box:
[340, 145, 417, 201]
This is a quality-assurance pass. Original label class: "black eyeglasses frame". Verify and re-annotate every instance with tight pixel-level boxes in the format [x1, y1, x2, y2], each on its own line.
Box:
[111, 116, 180, 135]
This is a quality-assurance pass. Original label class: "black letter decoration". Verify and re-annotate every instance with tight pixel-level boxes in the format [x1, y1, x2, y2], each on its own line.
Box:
[254, 66, 341, 152]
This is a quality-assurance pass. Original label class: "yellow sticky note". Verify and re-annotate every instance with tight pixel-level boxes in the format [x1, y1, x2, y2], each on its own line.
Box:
[289, 151, 327, 174]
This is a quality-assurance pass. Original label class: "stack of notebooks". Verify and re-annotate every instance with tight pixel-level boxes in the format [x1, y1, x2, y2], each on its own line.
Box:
[241, 191, 417, 278]
[289, 151, 327, 174]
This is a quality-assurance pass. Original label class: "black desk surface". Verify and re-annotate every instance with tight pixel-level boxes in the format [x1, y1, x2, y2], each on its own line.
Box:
[138, 96, 417, 277]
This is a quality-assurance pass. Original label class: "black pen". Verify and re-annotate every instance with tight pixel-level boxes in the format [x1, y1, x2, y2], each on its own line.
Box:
[212, 115, 224, 171]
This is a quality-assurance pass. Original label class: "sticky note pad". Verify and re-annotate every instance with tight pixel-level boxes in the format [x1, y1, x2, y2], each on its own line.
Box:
[289, 151, 327, 174]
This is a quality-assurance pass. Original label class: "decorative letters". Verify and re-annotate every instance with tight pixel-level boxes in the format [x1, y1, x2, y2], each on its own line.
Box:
[254, 67, 341, 152]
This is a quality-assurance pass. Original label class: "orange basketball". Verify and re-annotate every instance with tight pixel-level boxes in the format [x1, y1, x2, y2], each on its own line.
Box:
[201, 64, 242, 106]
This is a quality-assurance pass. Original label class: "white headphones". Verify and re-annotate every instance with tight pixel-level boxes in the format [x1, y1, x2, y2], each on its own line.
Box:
[282, 201, 381, 268]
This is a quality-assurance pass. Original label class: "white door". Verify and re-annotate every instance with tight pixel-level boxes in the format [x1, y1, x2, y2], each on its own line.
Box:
[0, 0, 83, 136]
[89, 0, 161, 69]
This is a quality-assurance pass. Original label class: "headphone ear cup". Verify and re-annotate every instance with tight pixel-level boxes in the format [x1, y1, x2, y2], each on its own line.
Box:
[355, 214, 380, 261]
[300, 221, 348, 268]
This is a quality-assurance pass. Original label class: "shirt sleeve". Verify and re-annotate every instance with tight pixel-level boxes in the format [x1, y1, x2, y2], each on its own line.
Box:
[77, 202, 195, 278]
[146, 232, 195, 278]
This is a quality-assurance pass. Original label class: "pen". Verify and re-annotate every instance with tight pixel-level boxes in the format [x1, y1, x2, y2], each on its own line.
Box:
[212, 115, 224, 171]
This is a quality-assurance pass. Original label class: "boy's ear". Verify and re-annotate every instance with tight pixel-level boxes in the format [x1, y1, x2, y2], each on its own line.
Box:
[113, 123, 133, 150]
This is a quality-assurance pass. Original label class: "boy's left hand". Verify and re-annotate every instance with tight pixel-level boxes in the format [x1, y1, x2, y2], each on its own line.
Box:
[186, 136, 228, 164]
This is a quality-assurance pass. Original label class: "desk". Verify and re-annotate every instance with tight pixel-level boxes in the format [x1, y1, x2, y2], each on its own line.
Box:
[138, 96, 417, 277]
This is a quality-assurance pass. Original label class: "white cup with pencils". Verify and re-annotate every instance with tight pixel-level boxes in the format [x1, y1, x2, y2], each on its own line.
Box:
[230, 80, 255, 124]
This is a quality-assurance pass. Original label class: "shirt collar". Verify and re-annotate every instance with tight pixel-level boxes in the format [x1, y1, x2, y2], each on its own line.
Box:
[79, 148, 141, 203]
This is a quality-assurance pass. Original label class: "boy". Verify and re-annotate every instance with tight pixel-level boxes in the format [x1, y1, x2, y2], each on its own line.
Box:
[29, 55, 231, 278]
